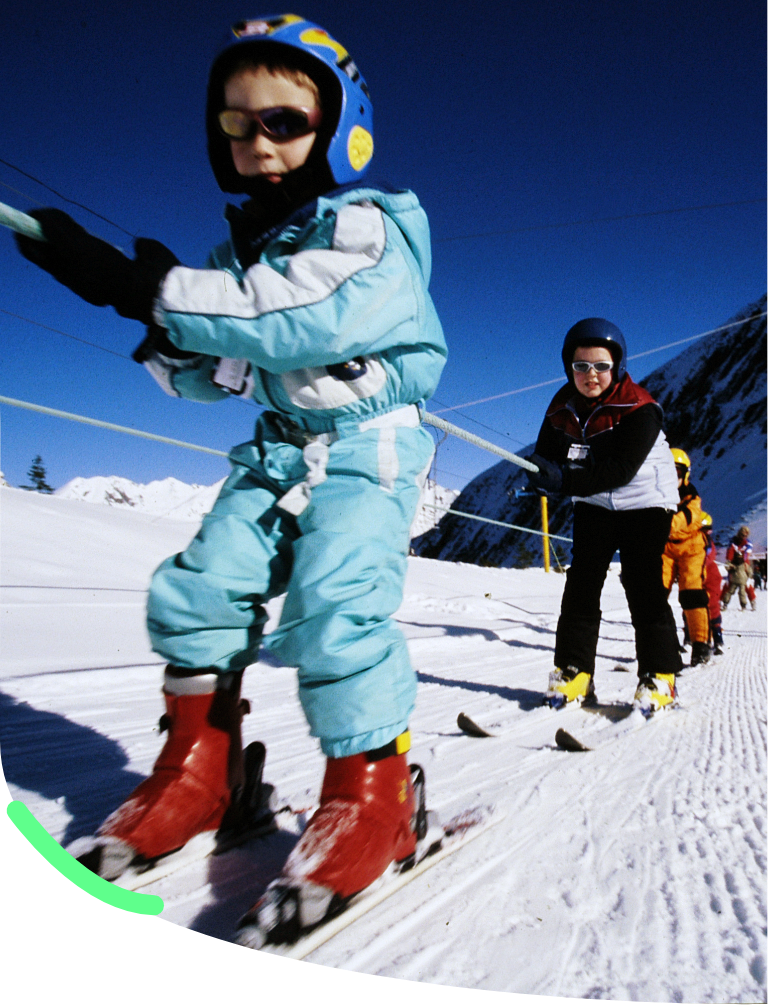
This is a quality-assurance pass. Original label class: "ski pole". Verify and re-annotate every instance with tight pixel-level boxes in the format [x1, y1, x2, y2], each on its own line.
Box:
[0, 200, 44, 241]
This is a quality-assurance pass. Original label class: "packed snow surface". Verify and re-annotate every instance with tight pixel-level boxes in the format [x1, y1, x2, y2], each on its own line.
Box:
[1, 486, 766, 1002]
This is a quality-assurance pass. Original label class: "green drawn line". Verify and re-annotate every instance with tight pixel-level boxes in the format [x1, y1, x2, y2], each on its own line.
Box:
[6, 800, 164, 915]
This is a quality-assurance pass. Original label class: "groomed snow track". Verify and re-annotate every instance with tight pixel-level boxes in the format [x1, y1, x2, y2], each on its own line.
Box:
[1, 488, 765, 1001]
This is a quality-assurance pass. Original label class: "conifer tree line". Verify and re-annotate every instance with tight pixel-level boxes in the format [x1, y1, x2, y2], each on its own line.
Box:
[21, 455, 54, 493]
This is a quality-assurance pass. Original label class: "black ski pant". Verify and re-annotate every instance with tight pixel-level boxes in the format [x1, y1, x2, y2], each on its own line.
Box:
[554, 503, 683, 680]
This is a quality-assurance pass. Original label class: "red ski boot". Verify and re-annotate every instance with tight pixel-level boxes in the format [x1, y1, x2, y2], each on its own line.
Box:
[236, 732, 426, 947]
[71, 668, 250, 879]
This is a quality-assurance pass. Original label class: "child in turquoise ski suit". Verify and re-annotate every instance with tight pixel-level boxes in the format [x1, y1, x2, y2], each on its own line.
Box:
[15, 15, 447, 933]
[145, 181, 446, 757]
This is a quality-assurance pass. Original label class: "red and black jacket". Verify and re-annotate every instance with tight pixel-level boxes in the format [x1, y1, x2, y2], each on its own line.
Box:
[534, 374, 664, 498]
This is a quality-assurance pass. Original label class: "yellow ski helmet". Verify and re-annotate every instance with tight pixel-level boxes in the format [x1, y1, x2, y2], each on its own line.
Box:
[701, 511, 713, 529]
[671, 448, 691, 483]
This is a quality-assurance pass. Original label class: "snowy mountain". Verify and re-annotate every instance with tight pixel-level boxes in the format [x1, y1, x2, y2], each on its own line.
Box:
[1, 486, 765, 1002]
[55, 475, 226, 522]
[409, 479, 460, 538]
[415, 296, 767, 567]
[641, 297, 766, 547]
[56, 473, 459, 538]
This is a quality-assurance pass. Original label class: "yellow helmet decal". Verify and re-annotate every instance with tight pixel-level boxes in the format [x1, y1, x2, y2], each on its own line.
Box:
[348, 125, 374, 171]
[300, 27, 349, 64]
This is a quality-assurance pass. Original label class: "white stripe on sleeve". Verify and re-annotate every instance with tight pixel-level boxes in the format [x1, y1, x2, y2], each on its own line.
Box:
[159, 203, 387, 320]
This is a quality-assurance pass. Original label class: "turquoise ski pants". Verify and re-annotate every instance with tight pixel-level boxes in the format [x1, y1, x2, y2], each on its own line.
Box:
[146, 412, 434, 758]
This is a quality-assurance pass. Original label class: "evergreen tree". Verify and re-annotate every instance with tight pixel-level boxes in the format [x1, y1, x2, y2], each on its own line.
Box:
[22, 455, 54, 493]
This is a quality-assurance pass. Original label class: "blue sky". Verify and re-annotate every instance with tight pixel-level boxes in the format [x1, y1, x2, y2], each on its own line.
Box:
[0, 0, 764, 492]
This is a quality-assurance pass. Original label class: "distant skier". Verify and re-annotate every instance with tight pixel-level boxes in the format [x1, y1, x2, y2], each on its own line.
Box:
[700, 512, 724, 656]
[14, 14, 447, 943]
[721, 526, 756, 611]
[526, 318, 682, 716]
[662, 449, 711, 666]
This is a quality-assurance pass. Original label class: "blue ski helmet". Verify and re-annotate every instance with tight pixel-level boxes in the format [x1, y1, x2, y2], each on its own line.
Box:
[207, 14, 374, 194]
[561, 318, 628, 380]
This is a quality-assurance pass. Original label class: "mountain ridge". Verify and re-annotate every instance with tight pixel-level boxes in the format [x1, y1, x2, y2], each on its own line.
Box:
[414, 296, 766, 566]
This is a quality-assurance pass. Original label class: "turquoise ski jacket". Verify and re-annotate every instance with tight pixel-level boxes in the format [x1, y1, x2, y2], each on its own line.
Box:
[152, 185, 447, 429]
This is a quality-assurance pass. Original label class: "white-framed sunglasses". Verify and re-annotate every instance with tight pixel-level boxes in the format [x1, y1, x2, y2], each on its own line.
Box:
[571, 360, 614, 374]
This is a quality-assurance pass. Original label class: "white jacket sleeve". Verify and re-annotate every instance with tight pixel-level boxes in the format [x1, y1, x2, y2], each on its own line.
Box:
[155, 202, 432, 375]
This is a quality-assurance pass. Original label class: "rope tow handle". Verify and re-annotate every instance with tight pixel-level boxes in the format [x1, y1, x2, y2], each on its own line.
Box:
[421, 411, 539, 473]
[0, 200, 44, 241]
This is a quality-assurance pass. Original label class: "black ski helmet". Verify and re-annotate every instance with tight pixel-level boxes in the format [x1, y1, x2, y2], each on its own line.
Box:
[561, 318, 627, 381]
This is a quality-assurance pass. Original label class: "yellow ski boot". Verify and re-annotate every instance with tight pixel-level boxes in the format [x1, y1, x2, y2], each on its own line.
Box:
[633, 673, 677, 716]
[546, 666, 596, 710]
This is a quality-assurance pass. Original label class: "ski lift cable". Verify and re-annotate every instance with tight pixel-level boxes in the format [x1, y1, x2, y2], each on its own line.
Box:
[0, 394, 560, 544]
[420, 411, 537, 471]
[0, 391, 536, 472]
[0, 395, 230, 458]
[3, 156, 760, 247]
[0, 307, 134, 359]
[432, 197, 767, 244]
[433, 313, 767, 414]
[0, 159, 135, 237]
[422, 502, 572, 543]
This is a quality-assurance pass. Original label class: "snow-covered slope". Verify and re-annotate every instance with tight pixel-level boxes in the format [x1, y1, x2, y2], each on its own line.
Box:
[409, 478, 460, 538]
[1, 487, 765, 1002]
[415, 297, 767, 566]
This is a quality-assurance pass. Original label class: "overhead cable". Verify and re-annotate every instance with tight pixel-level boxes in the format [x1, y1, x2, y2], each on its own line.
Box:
[433, 198, 766, 244]
[0, 308, 133, 359]
[0, 395, 230, 458]
[434, 312, 767, 414]
[423, 502, 572, 543]
[0, 158, 135, 237]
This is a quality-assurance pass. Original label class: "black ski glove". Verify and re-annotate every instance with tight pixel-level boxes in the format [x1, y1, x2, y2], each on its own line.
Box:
[15, 208, 180, 325]
[526, 453, 564, 494]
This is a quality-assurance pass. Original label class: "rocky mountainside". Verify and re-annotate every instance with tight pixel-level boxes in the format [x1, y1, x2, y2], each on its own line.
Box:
[414, 295, 767, 567]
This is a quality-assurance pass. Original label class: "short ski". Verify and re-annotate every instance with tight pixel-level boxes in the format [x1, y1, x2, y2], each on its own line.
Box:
[110, 807, 302, 892]
[458, 698, 628, 740]
[244, 806, 503, 960]
[457, 712, 495, 737]
[555, 706, 673, 752]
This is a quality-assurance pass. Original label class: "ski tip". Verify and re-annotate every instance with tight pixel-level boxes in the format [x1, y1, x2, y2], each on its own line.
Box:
[457, 712, 495, 738]
[555, 728, 592, 752]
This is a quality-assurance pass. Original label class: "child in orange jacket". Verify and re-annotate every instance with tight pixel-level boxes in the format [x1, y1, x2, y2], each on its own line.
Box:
[662, 449, 710, 666]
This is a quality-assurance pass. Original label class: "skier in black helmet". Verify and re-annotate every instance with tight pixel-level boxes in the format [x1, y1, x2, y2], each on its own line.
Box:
[527, 318, 683, 715]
